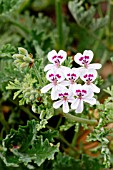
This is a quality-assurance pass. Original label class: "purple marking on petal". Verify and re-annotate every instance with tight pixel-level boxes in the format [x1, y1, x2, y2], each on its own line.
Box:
[67, 73, 70, 76]
[52, 56, 57, 60]
[85, 56, 89, 59]
[79, 57, 83, 61]
[76, 90, 81, 93]
[89, 74, 94, 77]
[49, 74, 54, 77]
[59, 93, 63, 96]
[56, 74, 61, 79]
[58, 55, 63, 59]
[71, 73, 76, 77]
[64, 92, 68, 96]
[84, 74, 87, 78]
[82, 90, 87, 94]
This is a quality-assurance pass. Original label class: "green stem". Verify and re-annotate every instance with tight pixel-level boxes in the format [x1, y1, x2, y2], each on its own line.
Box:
[33, 63, 43, 86]
[56, 116, 62, 129]
[71, 123, 80, 147]
[62, 112, 98, 125]
[55, 0, 64, 49]
[107, 0, 113, 49]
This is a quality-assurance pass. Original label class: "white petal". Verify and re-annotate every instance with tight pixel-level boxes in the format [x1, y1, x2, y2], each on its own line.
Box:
[51, 86, 59, 100]
[80, 69, 97, 82]
[83, 50, 94, 63]
[91, 83, 100, 93]
[57, 50, 67, 64]
[74, 53, 83, 66]
[41, 83, 53, 93]
[76, 100, 84, 113]
[83, 97, 96, 105]
[47, 50, 57, 63]
[63, 101, 69, 113]
[71, 98, 80, 109]
[60, 80, 71, 86]
[53, 100, 63, 109]
[57, 84, 67, 91]
[44, 64, 54, 72]
[88, 63, 102, 70]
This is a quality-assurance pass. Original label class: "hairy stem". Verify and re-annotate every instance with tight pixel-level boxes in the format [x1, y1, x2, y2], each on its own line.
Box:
[55, 0, 64, 49]
[107, 0, 113, 49]
[62, 112, 98, 125]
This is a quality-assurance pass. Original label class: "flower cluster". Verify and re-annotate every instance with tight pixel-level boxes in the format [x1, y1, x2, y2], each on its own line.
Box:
[41, 50, 102, 113]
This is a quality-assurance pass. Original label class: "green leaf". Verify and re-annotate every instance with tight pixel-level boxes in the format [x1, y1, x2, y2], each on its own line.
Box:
[68, 0, 95, 27]
[1, 120, 59, 168]
[52, 152, 103, 170]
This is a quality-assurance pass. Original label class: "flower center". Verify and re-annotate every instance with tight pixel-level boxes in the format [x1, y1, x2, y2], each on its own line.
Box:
[79, 56, 89, 68]
[84, 74, 94, 85]
[67, 73, 77, 84]
[59, 92, 68, 101]
[49, 73, 61, 85]
[52, 55, 63, 67]
[76, 89, 87, 99]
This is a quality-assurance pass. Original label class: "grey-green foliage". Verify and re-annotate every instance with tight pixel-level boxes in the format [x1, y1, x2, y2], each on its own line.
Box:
[87, 85, 113, 168]
[0, 120, 59, 168]
[0, 0, 24, 15]
[52, 152, 103, 170]
[68, 0, 108, 31]
[6, 74, 40, 105]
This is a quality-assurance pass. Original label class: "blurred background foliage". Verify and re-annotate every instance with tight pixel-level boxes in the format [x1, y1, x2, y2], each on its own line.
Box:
[0, 0, 113, 169]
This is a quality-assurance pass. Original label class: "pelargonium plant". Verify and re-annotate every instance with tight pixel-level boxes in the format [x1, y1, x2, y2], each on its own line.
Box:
[41, 49, 101, 113]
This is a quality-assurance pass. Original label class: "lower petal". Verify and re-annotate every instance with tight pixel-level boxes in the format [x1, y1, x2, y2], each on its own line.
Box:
[91, 83, 100, 93]
[44, 64, 54, 71]
[63, 101, 69, 113]
[71, 98, 80, 110]
[51, 87, 58, 100]
[88, 63, 102, 70]
[83, 97, 96, 105]
[53, 100, 63, 109]
[41, 83, 53, 93]
[76, 100, 84, 113]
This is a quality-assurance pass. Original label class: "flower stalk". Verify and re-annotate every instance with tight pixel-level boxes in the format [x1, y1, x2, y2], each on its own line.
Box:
[62, 112, 98, 125]
[55, 0, 64, 50]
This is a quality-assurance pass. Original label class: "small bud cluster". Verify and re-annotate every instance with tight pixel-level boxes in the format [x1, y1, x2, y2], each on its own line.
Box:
[41, 50, 102, 113]
[12, 47, 34, 68]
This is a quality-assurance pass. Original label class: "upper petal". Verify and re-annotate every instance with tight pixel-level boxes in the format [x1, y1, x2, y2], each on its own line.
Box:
[83, 50, 94, 64]
[80, 69, 97, 82]
[74, 52, 84, 66]
[57, 50, 67, 64]
[47, 50, 58, 63]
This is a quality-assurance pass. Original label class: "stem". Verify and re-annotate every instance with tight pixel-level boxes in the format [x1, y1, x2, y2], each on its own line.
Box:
[107, 0, 113, 49]
[62, 112, 98, 125]
[33, 63, 43, 86]
[55, 0, 64, 49]
[71, 123, 80, 147]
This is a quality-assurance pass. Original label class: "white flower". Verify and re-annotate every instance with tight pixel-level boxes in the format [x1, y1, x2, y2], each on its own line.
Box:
[63, 67, 80, 89]
[71, 84, 96, 113]
[53, 89, 75, 113]
[74, 50, 102, 72]
[41, 70, 66, 100]
[44, 50, 68, 72]
[80, 69, 100, 93]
